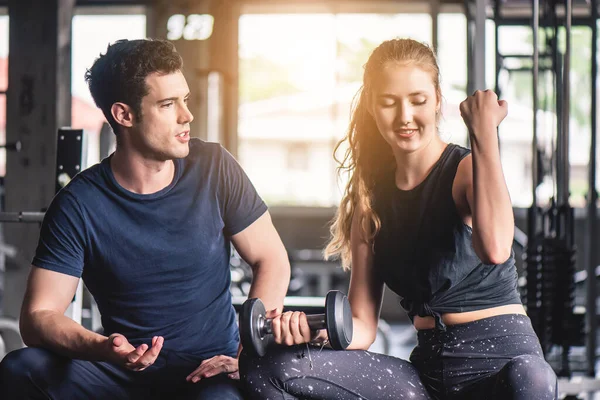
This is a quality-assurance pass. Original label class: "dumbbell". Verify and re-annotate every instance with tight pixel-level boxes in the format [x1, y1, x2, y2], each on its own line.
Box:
[239, 290, 353, 357]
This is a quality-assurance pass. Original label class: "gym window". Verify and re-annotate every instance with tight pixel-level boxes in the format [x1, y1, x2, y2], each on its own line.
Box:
[71, 12, 146, 167]
[238, 12, 432, 207]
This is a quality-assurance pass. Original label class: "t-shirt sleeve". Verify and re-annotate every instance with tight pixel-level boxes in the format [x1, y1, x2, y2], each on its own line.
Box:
[31, 190, 86, 278]
[217, 146, 268, 236]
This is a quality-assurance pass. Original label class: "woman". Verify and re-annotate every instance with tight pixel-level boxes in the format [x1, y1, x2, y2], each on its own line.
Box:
[240, 38, 557, 400]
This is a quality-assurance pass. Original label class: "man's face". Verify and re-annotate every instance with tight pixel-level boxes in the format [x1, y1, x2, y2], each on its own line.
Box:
[130, 71, 194, 161]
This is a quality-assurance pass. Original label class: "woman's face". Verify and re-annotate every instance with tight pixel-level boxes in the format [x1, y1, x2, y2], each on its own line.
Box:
[369, 63, 440, 155]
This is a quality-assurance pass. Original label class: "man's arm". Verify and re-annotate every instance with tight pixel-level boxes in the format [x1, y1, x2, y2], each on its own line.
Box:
[19, 266, 108, 360]
[231, 211, 290, 313]
[185, 211, 289, 382]
[20, 266, 164, 369]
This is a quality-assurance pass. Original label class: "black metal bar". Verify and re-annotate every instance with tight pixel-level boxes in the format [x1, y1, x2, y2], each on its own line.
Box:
[466, 0, 475, 95]
[0, 141, 21, 152]
[533, 0, 540, 208]
[495, 0, 501, 97]
[502, 66, 559, 72]
[0, 0, 153, 5]
[499, 52, 554, 58]
[488, 16, 595, 26]
[556, 0, 573, 377]
[431, 0, 439, 55]
[585, 0, 598, 378]
[557, 0, 572, 207]
[0, 212, 45, 223]
[464, 0, 477, 95]
[553, 18, 562, 205]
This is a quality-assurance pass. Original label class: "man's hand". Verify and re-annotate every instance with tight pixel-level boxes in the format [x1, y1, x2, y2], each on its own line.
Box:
[106, 333, 164, 371]
[186, 355, 240, 383]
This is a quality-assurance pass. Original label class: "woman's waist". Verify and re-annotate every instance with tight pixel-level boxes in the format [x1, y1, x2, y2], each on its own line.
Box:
[413, 304, 526, 330]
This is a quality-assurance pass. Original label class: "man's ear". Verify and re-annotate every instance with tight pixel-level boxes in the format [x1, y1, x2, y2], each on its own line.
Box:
[111, 102, 135, 128]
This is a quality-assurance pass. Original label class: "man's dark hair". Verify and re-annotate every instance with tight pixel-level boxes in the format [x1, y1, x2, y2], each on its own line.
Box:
[84, 39, 184, 134]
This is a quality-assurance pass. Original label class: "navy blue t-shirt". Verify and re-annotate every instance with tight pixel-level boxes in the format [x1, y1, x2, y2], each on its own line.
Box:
[32, 139, 267, 358]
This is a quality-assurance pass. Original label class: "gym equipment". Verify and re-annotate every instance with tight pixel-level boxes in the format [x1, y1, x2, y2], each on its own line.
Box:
[0, 319, 24, 360]
[56, 128, 85, 193]
[240, 290, 353, 357]
[0, 211, 44, 223]
[0, 128, 87, 359]
[0, 141, 21, 152]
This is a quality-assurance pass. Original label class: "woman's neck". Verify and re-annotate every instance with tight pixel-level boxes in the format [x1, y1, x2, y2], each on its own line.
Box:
[393, 137, 447, 191]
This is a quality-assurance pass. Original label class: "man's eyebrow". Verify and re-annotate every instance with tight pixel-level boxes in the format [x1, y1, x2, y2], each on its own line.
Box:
[156, 93, 191, 104]
[157, 97, 177, 104]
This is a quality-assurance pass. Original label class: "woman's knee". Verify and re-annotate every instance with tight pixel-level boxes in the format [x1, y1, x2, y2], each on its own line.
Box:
[500, 354, 557, 397]
[239, 346, 300, 382]
[239, 346, 305, 399]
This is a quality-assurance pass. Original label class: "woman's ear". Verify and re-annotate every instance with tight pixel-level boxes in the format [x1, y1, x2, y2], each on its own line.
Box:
[111, 102, 135, 129]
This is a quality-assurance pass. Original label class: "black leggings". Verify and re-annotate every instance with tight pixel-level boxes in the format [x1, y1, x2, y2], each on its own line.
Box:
[240, 314, 557, 400]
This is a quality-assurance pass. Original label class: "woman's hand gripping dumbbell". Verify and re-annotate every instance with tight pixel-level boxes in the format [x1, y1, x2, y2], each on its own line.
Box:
[239, 290, 353, 357]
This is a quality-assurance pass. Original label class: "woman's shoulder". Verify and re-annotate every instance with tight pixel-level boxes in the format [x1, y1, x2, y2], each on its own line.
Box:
[432, 142, 471, 182]
[446, 142, 471, 159]
[451, 144, 472, 182]
[451, 145, 473, 214]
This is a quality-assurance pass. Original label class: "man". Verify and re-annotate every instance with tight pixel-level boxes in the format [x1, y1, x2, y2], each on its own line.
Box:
[0, 38, 290, 399]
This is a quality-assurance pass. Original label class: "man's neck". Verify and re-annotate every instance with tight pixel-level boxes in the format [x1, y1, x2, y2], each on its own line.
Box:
[110, 149, 175, 195]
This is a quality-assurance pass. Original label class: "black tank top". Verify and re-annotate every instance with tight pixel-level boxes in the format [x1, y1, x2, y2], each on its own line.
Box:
[372, 143, 521, 330]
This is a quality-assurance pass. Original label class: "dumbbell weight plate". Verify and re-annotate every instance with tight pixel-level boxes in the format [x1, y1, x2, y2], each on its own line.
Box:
[325, 290, 353, 350]
[240, 298, 273, 357]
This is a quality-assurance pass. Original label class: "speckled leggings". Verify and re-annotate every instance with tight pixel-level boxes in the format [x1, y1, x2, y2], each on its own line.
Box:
[240, 314, 557, 400]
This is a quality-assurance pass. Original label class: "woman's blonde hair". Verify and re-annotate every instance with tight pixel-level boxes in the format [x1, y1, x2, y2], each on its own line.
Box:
[324, 38, 442, 270]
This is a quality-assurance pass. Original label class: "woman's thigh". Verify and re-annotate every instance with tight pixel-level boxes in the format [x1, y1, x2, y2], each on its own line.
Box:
[241, 345, 433, 400]
[411, 314, 555, 399]
[455, 354, 557, 400]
